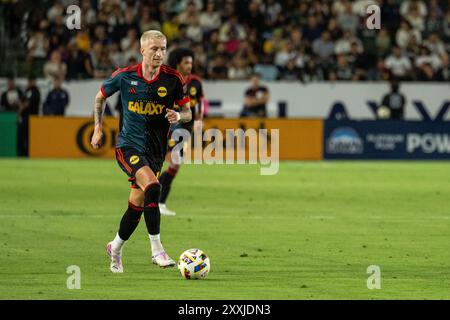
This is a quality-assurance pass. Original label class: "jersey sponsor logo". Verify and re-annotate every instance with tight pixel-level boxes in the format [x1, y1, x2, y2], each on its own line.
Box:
[130, 155, 140, 164]
[190, 86, 197, 96]
[128, 87, 137, 94]
[157, 86, 167, 97]
[128, 101, 165, 115]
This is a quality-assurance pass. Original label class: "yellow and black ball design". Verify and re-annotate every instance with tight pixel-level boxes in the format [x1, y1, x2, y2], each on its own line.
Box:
[130, 155, 140, 165]
[157, 87, 167, 97]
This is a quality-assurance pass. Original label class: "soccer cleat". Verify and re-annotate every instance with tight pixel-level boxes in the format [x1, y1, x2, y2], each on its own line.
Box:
[152, 251, 176, 268]
[159, 203, 176, 216]
[106, 242, 123, 273]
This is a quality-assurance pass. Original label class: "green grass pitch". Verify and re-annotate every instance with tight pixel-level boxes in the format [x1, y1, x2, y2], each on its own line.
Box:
[0, 159, 449, 300]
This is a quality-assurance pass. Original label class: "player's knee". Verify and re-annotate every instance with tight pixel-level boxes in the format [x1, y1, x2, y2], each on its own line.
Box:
[144, 182, 161, 203]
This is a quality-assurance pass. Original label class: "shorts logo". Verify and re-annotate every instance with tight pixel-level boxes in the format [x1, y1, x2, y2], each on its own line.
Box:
[130, 155, 140, 164]
[190, 86, 197, 96]
[168, 139, 176, 147]
[157, 87, 167, 97]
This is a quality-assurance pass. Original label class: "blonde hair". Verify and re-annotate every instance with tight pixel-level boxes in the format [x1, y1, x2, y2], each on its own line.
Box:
[140, 30, 167, 47]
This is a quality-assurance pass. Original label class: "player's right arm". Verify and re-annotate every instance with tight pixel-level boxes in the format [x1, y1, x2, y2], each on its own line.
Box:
[91, 70, 122, 149]
[91, 91, 106, 149]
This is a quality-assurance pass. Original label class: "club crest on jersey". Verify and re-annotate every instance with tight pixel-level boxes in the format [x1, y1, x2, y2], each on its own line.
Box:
[130, 155, 140, 164]
[190, 86, 197, 96]
[157, 87, 167, 97]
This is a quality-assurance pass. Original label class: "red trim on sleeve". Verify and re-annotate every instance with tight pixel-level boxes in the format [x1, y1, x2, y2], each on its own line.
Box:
[176, 96, 190, 106]
[100, 85, 107, 98]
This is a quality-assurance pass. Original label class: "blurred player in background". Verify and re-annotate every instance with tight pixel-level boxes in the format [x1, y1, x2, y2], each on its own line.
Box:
[378, 80, 406, 120]
[240, 72, 269, 118]
[158, 48, 204, 216]
[90, 30, 191, 272]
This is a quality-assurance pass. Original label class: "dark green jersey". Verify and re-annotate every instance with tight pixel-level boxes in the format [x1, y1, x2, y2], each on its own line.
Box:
[101, 63, 189, 162]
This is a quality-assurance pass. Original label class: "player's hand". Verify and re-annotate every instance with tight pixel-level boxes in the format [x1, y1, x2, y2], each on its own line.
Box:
[165, 109, 181, 124]
[91, 127, 103, 149]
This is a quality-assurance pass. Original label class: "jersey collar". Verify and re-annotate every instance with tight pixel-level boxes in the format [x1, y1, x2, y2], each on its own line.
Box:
[137, 63, 161, 84]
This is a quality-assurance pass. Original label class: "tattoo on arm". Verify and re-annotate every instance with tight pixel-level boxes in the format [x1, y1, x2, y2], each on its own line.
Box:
[179, 104, 192, 123]
[94, 96, 106, 126]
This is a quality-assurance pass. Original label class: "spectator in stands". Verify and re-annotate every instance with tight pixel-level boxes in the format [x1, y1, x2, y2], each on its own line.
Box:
[43, 50, 67, 81]
[302, 15, 323, 43]
[415, 46, 442, 72]
[396, 20, 422, 50]
[404, 3, 425, 32]
[330, 54, 354, 81]
[43, 77, 69, 115]
[312, 31, 335, 65]
[379, 80, 406, 120]
[279, 59, 301, 81]
[423, 33, 446, 56]
[240, 73, 270, 118]
[228, 56, 252, 80]
[219, 15, 246, 42]
[3, 0, 450, 83]
[274, 41, 298, 70]
[437, 54, 450, 81]
[27, 24, 50, 76]
[384, 46, 413, 81]
[335, 31, 363, 56]
[300, 58, 325, 83]
[199, 0, 221, 35]
[337, 1, 359, 34]
[140, 6, 162, 32]
[18, 75, 41, 156]
[375, 28, 392, 58]
[0, 76, 23, 112]
[417, 62, 440, 81]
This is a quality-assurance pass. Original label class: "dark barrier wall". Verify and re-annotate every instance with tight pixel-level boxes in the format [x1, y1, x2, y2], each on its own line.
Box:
[0, 113, 17, 157]
[324, 120, 450, 159]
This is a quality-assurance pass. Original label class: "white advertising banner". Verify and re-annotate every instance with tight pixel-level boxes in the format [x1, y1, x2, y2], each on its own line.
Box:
[1, 79, 448, 120]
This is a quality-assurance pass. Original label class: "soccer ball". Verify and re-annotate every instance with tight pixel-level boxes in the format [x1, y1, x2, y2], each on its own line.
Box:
[377, 105, 391, 119]
[178, 248, 210, 280]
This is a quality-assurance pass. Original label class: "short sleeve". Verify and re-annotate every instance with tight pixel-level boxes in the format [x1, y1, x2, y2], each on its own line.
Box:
[175, 77, 189, 106]
[100, 72, 122, 98]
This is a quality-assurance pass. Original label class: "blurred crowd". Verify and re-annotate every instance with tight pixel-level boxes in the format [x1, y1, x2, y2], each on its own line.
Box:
[3, 0, 450, 82]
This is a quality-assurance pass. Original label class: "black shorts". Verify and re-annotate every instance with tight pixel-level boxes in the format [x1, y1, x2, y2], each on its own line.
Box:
[115, 147, 162, 189]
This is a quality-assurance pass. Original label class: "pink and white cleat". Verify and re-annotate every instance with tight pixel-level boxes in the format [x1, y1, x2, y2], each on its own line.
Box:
[106, 242, 123, 273]
[152, 251, 176, 268]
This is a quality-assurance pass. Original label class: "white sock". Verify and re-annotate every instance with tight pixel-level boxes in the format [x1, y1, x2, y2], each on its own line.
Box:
[111, 233, 125, 255]
[149, 234, 163, 255]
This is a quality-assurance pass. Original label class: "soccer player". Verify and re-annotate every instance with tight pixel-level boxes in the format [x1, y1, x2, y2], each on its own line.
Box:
[158, 48, 204, 216]
[90, 30, 191, 273]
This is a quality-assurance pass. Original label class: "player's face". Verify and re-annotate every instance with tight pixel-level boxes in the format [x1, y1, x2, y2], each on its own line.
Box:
[177, 56, 193, 76]
[141, 37, 167, 68]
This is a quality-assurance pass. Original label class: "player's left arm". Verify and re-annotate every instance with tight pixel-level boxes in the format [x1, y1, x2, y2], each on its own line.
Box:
[166, 76, 192, 124]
